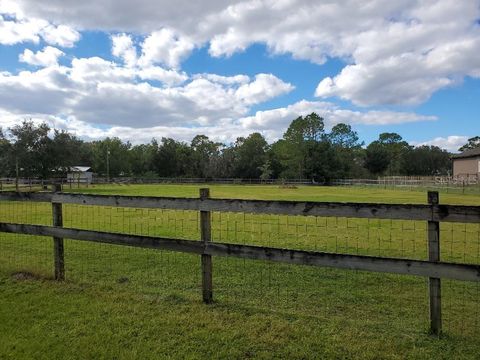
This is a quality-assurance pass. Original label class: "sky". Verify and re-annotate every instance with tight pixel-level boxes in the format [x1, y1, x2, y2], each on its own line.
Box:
[0, 0, 479, 152]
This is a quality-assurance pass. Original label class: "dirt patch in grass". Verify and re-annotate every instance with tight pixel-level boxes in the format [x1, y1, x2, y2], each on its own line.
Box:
[279, 184, 298, 189]
[11, 271, 44, 281]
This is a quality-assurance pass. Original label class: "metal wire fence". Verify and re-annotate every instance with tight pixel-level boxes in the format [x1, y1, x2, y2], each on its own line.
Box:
[0, 193, 479, 340]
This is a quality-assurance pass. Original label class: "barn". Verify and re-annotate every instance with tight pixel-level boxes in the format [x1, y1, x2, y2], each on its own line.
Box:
[452, 148, 480, 176]
[67, 166, 93, 184]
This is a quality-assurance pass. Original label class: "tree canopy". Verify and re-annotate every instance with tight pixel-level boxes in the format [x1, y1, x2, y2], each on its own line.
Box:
[0, 117, 453, 180]
[459, 136, 480, 152]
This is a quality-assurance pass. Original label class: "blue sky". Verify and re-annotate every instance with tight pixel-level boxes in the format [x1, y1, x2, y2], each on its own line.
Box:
[0, 0, 479, 151]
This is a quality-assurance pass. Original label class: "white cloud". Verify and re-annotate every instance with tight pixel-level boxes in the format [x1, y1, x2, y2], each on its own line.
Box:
[238, 100, 437, 140]
[110, 34, 189, 86]
[0, 109, 257, 145]
[235, 73, 294, 105]
[10, 0, 480, 106]
[10, 0, 233, 34]
[0, 13, 43, 45]
[194, 73, 250, 85]
[314, 35, 480, 106]
[412, 136, 470, 153]
[138, 28, 195, 69]
[137, 66, 188, 86]
[111, 33, 137, 67]
[0, 102, 440, 147]
[2, 0, 478, 146]
[312, 2, 480, 105]
[0, 57, 293, 128]
[0, 0, 79, 47]
[40, 24, 79, 47]
[69, 57, 135, 84]
[19, 46, 64, 67]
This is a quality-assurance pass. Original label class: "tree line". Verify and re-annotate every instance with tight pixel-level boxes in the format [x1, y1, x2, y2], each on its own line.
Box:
[0, 113, 466, 182]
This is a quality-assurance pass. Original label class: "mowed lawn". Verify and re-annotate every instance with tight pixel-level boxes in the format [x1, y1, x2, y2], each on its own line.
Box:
[0, 184, 479, 359]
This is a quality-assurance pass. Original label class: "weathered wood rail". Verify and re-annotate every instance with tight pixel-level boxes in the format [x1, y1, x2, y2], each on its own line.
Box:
[2, 191, 480, 222]
[1, 188, 480, 336]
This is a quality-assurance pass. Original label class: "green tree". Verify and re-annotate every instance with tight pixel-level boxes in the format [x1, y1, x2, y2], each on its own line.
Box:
[210, 146, 236, 178]
[328, 123, 365, 178]
[9, 120, 52, 179]
[91, 138, 132, 177]
[364, 142, 390, 175]
[129, 140, 158, 176]
[284, 113, 325, 143]
[459, 136, 480, 152]
[329, 123, 361, 148]
[50, 130, 85, 175]
[233, 133, 268, 178]
[376, 132, 411, 176]
[278, 113, 326, 178]
[191, 135, 222, 178]
[153, 138, 192, 177]
[305, 140, 343, 183]
[0, 128, 13, 177]
[402, 146, 451, 175]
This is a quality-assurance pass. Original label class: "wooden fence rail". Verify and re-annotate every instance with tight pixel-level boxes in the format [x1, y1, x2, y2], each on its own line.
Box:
[1, 191, 480, 223]
[1, 188, 480, 336]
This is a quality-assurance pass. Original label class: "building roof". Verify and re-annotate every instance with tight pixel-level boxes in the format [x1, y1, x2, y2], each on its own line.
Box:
[452, 147, 480, 159]
[69, 166, 92, 172]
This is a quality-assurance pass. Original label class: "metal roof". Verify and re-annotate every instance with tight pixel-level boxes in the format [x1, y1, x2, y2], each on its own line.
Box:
[69, 166, 92, 172]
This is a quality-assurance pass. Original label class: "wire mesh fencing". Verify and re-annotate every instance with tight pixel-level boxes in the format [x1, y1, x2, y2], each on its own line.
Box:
[61, 204, 201, 297]
[209, 211, 479, 339]
[0, 191, 479, 340]
[0, 200, 52, 277]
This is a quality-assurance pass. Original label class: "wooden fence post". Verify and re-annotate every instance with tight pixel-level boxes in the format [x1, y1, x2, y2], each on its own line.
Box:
[200, 188, 213, 304]
[52, 184, 65, 281]
[428, 191, 441, 336]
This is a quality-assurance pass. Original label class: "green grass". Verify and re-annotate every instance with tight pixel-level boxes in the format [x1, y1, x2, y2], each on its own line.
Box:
[62, 183, 480, 205]
[1, 184, 479, 359]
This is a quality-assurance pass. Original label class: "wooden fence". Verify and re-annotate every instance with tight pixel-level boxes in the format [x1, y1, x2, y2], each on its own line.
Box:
[333, 175, 480, 189]
[1, 187, 480, 336]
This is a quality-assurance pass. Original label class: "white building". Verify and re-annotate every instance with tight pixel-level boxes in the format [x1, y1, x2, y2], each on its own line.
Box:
[67, 166, 93, 184]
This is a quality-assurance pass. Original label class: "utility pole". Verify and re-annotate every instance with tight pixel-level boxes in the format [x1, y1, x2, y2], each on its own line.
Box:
[106, 146, 110, 183]
[15, 156, 19, 192]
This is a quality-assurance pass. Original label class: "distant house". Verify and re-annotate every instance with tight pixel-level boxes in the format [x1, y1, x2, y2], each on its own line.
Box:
[67, 166, 93, 184]
[452, 148, 480, 176]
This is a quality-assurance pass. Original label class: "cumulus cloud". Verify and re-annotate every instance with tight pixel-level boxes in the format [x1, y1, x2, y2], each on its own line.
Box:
[0, 109, 257, 144]
[2, 0, 477, 145]
[412, 136, 470, 153]
[193, 73, 250, 85]
[40, 24, 80, 47]
[110, 33, 189, 85]
[0, 99, 440, 146]
[235, 73, 295, 105]
[111, 33, 137, 67]
[9, 0, 480, 106]
[0, 58, 294, 128]
[138, 28, 195, 69]
[0, 15, 41, 45]
[238, 100, 437, 140]
[0, 1, 79, 47]
[19, 46, 64, 67]
[10, 0, 233, 34]
[137, 66, 188, 86]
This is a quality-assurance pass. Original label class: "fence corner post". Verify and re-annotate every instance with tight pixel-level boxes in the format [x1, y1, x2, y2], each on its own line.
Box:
[52, 184, 65, 281]
[200, 188, 213, 304]
[427, 191, 441, 336]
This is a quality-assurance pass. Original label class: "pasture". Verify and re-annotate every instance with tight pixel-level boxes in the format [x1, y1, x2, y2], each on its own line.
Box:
[0, 184, 479, 359]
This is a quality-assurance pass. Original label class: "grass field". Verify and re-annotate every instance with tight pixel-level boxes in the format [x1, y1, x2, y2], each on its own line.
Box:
[1, 184, 479, 359]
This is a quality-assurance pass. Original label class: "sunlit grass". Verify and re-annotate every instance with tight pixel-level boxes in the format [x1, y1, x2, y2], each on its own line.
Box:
[0, 184, 479, 359]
